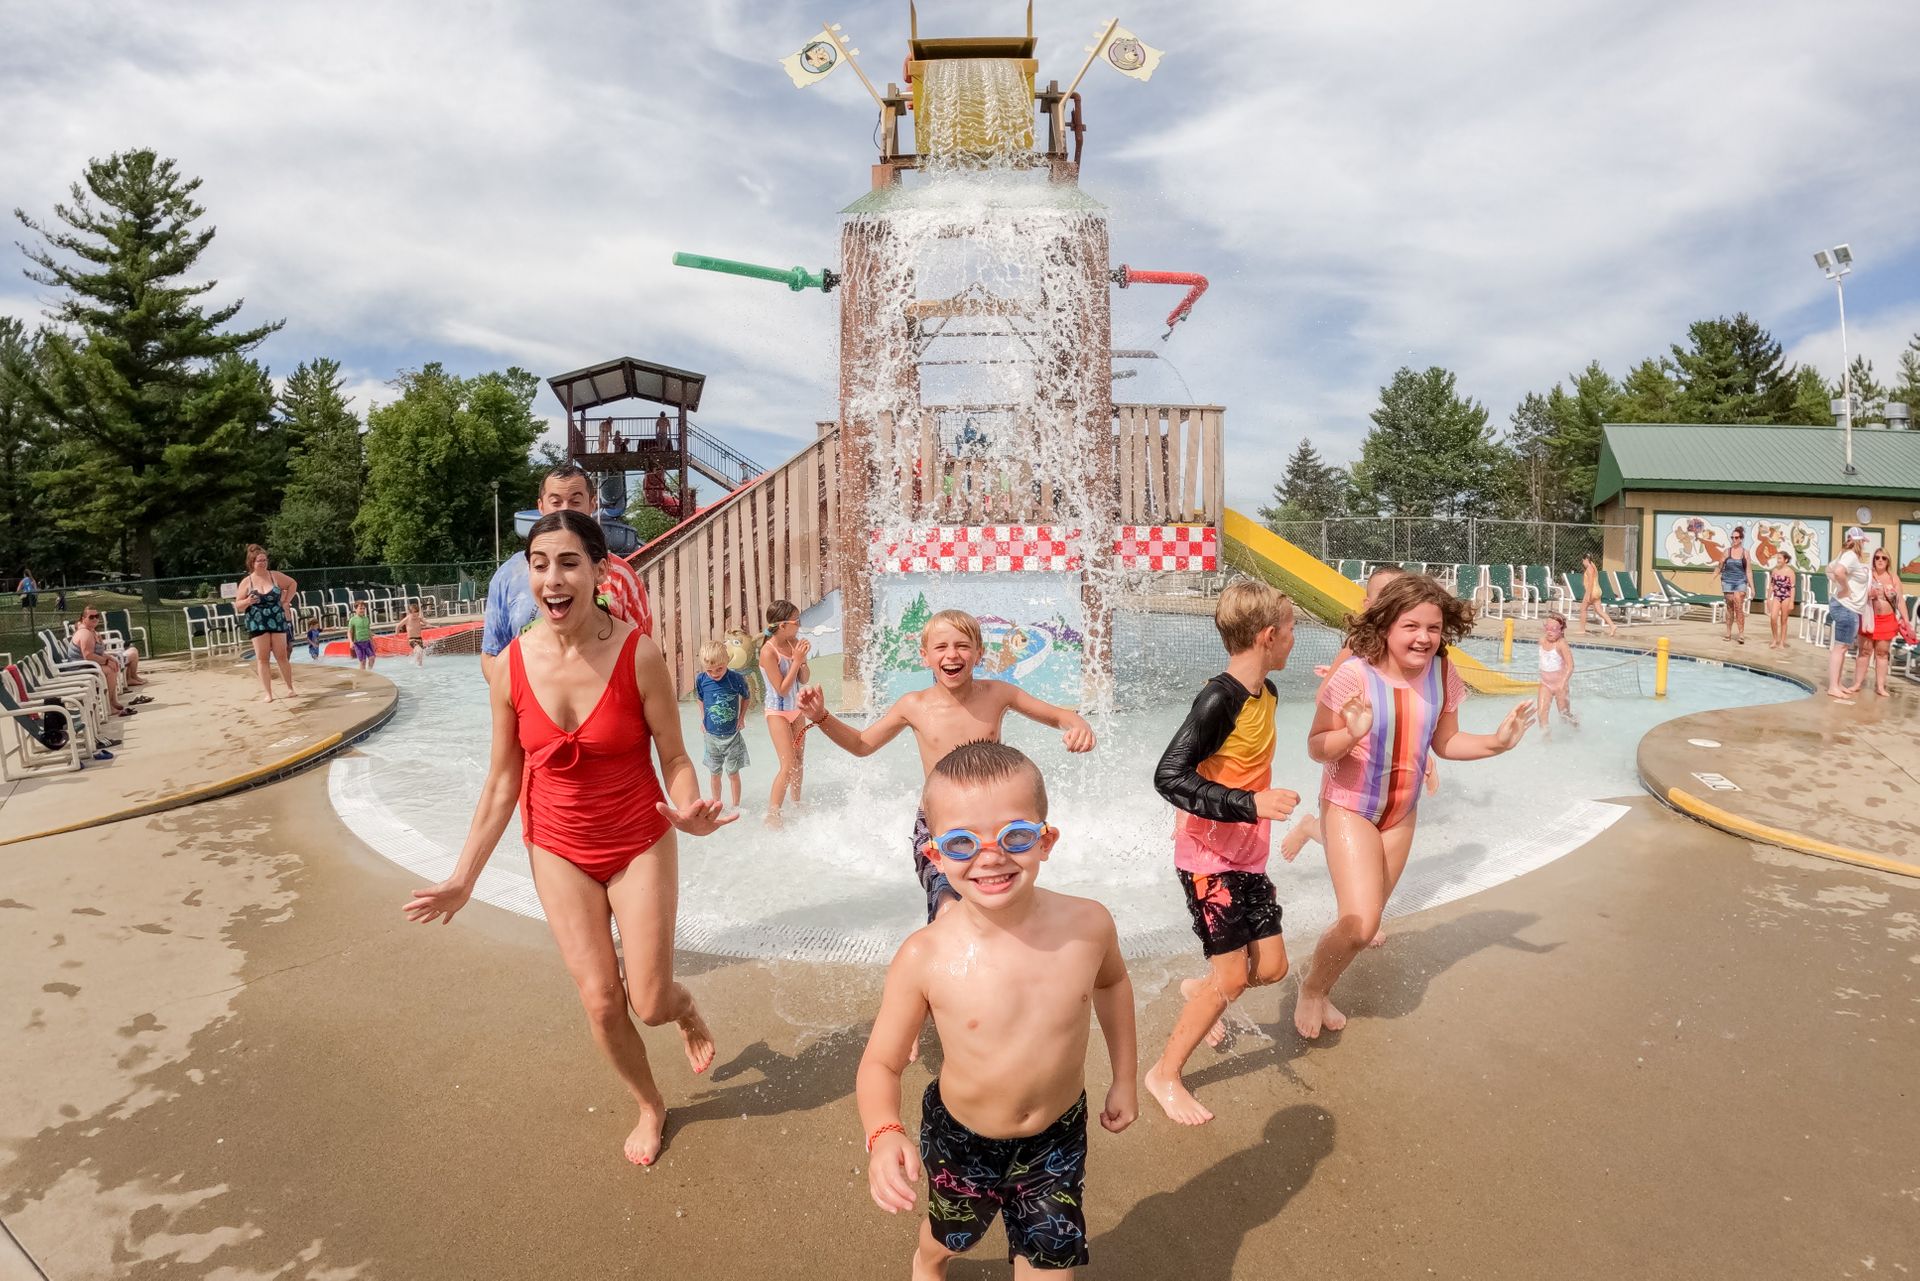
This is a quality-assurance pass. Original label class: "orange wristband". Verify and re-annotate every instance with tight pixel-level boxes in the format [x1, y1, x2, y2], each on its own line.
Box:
[866, 1122, 905, 1153]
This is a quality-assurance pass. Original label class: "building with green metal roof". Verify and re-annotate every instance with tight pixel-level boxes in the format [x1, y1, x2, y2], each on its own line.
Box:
[1595, 423, 1920, 588]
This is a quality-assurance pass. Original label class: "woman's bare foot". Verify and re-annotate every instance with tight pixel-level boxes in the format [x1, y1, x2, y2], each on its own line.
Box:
[1143, 1063, 1214, 1126]
[259, 694, 274, 704]
[625, 1103, 667, 1166]
[1367, 929, 1386, 949]
[1180, 978, 1229, 1048]
[1293, 991, 1347, 1039]
[1876, 687, 1890, 698]
[677, 1003, 716, 1074]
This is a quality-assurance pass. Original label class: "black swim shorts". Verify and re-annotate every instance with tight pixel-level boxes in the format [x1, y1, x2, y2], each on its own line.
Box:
[919, 1080, 1089, 1271]
[912, 807, 961, 923]
[1177, 868, 1283, 957]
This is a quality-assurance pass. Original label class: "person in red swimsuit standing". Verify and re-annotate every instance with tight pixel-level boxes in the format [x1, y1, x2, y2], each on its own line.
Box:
[404, 509, 734, 1167]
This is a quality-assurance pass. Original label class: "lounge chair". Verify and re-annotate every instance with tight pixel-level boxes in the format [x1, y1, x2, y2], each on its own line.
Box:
[103, 609, 149, 655]
[1653, 570, 1727, 625]
[0, 680, 87, 778]
[1520, 564, 1563, 615]
[1798, 573, 1830, 644]
[1336, 559, 1365, 584]
[1610, 571, 1670, 621]
[1483, 564, 1526, 618]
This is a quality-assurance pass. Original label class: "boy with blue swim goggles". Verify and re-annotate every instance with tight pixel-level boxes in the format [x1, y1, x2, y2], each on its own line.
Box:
[922, 819, 1053, 861]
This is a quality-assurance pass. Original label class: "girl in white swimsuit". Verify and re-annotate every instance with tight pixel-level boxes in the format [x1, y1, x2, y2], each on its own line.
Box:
[1535, 613, 1576, 739]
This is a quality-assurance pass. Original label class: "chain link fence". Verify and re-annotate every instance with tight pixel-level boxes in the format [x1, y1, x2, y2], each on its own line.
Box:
[1260, 517, 1638, 578]
[1, 561, 497, 661]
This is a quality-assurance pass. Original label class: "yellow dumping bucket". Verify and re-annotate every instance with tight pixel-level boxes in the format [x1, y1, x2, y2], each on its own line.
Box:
[1220, 509, 1538, 697]
[911, 57, 1036, 160]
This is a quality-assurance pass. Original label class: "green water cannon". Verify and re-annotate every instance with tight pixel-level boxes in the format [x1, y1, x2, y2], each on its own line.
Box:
[672, 252, 840, 293]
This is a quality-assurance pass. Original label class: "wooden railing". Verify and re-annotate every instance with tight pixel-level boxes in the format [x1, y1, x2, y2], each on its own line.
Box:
[632, 428, 841, 692]
[629, 404, 1222, 690]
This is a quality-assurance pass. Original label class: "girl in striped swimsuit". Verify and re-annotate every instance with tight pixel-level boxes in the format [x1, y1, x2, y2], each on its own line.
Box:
[1294, 575, 1535, 1040]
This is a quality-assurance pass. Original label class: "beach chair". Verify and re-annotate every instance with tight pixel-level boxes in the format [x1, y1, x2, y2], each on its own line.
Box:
[1482, 564, 1528, 618]
[18, 652, 115, 736]
[183, 604, 215, 657]
[1520, 565, 1561, 615]
[104, 609, 149, 655]
[1798, 573, 1830, 643]
[1336, 559, 1365, 584]
[1652, 570, 1727, 625]
[1610, 571, 1669, 622]
[0, 679, 87, 778]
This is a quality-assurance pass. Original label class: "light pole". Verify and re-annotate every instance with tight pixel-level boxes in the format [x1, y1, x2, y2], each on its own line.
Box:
[490, 480, 501, 563]
[1813, 244, 1855, 474]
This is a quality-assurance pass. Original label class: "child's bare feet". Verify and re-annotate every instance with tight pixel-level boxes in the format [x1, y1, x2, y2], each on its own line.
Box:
[1279, 823, 1314, 864]
[1367, 929, 1385, 949]
[1180, 978, 1229, 1048]
[763, 811, 784, 830]
[677, 1003, 716, 1074]
[1293, 991, 1347, 1039]
[625, 1102, 667, 1166]
[1144, 1063, 1214, 1126]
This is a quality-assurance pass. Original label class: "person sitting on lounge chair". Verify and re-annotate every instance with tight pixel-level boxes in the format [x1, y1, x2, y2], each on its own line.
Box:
[73, 607, 149, 714]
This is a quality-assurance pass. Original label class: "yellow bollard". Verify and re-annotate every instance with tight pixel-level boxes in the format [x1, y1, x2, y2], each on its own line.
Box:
[1502, 617, 1514, 665]
[1655, 636, 1670, 697]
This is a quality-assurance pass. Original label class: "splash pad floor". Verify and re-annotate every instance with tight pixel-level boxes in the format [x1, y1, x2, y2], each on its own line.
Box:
[326, 627, 1801, 963]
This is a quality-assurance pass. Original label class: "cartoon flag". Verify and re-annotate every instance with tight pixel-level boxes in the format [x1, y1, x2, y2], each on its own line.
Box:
[780, 29, 850, 89]
[1089, 23, 1163, 82]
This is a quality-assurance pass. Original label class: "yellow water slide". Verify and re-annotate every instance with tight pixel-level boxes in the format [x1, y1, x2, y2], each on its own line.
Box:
[1220, 509, 1537, 696]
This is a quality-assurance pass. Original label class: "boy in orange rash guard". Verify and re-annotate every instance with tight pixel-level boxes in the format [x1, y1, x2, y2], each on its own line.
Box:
[1142, 581, 1302, 1126]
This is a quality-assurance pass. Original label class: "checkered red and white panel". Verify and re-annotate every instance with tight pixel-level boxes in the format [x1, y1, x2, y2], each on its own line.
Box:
[870, 525, 1217, 573]
[1113, 525, 1218, 571]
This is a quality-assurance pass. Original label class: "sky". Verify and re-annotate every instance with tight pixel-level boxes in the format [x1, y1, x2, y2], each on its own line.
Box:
[3, 0, 1917, 516]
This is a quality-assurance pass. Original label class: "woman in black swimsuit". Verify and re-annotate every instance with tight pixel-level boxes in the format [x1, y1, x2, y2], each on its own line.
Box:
[235, 543, 300, 703]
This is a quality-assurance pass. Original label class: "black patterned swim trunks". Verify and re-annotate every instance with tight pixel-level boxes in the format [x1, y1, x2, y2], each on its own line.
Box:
[919, 1080, 1089, 1271]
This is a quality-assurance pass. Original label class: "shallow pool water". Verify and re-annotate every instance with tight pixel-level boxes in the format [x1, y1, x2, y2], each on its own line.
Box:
[328, 625, 1802, 962]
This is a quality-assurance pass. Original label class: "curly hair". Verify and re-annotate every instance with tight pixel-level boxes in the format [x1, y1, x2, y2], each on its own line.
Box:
[1346, 573, 1475, 663]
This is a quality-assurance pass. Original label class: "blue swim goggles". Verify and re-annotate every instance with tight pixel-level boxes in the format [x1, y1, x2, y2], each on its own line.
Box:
[923, 820, 1052, 862]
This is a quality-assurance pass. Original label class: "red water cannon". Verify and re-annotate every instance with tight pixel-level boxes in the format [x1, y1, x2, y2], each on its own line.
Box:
[1110, 265, 1209, 339]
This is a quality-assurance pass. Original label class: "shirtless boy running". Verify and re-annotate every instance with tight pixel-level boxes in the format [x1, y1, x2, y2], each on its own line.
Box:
[798, 609, 1096, 922]
[858, 741, 1136, 1277]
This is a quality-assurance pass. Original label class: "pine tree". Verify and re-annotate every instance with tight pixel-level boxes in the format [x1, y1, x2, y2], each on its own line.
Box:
[1615, 358, 1680, 422]
[1788, 365, 1834, 425]
[1348, 368, 1507, 520]
[13, 150, 282, 592]
[1891, 335, 1920, 428]
[271, 358, 364, 565]
[1669, 314, 1794, 422]
[1833, 355, 1886, 422]
[1259, 437, 1347, 528]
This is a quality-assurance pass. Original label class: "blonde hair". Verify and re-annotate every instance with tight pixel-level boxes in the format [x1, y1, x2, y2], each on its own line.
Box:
[1213, 580, 1295, 654]
[921, 609, 983, 653]
[697, 639, 728, 666]
[924, 740, 1048, 821]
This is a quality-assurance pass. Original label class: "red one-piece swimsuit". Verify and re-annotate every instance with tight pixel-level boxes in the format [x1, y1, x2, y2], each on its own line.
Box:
[509, 627, 670, 881]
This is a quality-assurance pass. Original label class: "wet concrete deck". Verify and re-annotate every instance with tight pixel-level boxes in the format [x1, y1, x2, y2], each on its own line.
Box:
[1, 764, 1915, 1279]
[0, 661, 396, 846]
[1474, 610, 1918, 876]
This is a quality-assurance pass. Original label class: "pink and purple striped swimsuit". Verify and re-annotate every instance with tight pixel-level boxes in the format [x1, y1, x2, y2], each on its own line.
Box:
[1319, 654, 1464, 830]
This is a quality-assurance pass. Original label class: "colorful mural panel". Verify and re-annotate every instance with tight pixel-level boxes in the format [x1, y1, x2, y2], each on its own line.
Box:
[872, 572, 1085, 704]
[1656, 512, 1830, 574]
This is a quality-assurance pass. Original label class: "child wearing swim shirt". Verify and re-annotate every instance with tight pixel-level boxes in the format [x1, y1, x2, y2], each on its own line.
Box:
[858, 742, 1136, 1276]
[348, 601, 375, 670]
[799, 609, 1095, 923]
[1535, 612, 1576, 739]
[1146, 580, 1301, 1126]
[1294, 574, 1534, 1040]
[1765, 553, 1796, 651]
[695, 639, 752, 811]
[306, 624, 322, 661]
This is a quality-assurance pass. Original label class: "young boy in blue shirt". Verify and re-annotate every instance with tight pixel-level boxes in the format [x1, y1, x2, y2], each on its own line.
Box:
[696, 639, 753, 812]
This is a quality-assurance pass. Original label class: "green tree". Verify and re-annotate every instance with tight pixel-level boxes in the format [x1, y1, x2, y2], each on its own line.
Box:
[1259, 437, 1347, 527]
[0, 319, 57, 577]
[1615, 357, 1680, 422]
[1347, 367, 1508, 520]
[1891, 335, 1920, 427]
[271, 358, 364, 565]
[1669, 313, 1795, 422]
[1788, 364, 1834, 425]
[1834, 355, 1886, 421]
[1539, 361, 1619, 519]
[355, 363, 546, 563]
[13, 150, 283, 593]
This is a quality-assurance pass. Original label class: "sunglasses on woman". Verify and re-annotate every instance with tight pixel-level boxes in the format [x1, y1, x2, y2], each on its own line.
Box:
[922, 819, 1051, 861]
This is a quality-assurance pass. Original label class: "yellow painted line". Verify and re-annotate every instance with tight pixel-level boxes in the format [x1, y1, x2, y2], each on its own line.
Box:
[1666, 786, 1918, 879]
[1221, 509, 1539, 696]
[0, 731, 348, 848]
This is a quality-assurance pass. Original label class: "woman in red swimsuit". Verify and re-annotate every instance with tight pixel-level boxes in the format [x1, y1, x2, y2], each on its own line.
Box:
[404, 509, 733, 1166]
